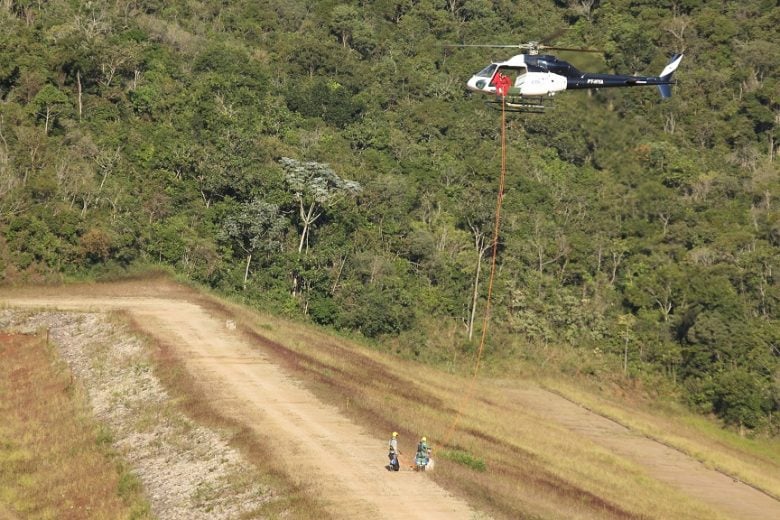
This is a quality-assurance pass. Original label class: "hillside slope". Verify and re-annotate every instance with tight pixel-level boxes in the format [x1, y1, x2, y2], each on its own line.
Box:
[2, 288, 474, 519]
[3, 280, 780, 519]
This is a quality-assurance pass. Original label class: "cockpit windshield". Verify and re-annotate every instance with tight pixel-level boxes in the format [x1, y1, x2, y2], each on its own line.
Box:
[476, 64, 497, 78]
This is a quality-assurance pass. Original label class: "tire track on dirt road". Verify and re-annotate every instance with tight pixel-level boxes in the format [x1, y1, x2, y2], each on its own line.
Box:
[506, 386, 780, 520]
[2, 295, 479, 520]
[7, 293, 780, 519]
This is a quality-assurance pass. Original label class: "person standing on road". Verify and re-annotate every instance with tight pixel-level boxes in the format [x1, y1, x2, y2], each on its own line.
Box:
[389, 431, 399, 454]
[416, 436, 429, 469]
[388, 431, 400, 471]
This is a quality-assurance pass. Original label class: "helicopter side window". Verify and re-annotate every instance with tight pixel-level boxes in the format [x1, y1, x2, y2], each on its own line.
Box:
[512, 67, 527, 87]
[491, 66, 526, 88]
[476, 64, 497, 78]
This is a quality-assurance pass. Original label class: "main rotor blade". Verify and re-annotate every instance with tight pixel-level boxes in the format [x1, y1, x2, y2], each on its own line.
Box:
[540, 45, 602, 53]
[444, 44, 531, 49]
[539, 28, 569, 45]
[444, 43, 602, 53]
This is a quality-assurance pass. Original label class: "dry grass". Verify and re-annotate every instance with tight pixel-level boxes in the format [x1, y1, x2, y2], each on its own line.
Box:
[196, 294, 727, 520]
[544, 379, 780, 501]
[0, 332, 150, 519]
[4, 274, 776, 519]
[120, 310, 331, 520]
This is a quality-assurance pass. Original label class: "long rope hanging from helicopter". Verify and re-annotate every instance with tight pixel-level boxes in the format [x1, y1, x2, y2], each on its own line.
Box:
[441, 86, 508, 449]
[440, 38, 683, 447]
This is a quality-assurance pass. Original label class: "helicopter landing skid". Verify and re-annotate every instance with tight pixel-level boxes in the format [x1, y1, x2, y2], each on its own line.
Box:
[485, 96, 552, 113]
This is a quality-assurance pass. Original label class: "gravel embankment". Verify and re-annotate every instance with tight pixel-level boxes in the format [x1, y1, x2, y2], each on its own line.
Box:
[1, 310, 273, 520]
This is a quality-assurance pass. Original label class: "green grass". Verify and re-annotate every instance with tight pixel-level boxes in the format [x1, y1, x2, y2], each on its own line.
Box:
[439, 449, 487, 472]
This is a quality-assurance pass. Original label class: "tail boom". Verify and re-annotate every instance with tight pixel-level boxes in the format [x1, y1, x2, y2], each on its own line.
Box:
[565, 53, 683, 98]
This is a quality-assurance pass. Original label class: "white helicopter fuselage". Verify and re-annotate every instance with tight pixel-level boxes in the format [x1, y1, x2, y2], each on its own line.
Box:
[465, 52, 683, 104]
[466, 54, 567, 97]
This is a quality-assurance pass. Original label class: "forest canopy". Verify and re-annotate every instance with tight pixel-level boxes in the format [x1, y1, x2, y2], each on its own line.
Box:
[0, 0, 777, 432]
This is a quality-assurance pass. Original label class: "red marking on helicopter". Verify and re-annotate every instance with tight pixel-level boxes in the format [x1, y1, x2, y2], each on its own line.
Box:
[449, 41, 683, 112]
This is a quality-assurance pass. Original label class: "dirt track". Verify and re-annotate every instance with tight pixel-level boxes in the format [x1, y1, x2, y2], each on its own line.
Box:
[4, 292, 780, 519]
[2, 295, 477, 520]
[510, 387, 780, 520]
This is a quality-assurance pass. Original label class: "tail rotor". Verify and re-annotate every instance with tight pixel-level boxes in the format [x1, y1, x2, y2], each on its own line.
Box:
[657, 54, 684, 99]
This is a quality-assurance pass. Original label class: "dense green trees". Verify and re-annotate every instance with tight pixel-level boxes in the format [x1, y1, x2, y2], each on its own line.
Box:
[0, 0, 777, 432]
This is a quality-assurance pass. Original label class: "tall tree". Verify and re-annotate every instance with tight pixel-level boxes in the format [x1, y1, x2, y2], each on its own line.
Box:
[279, 157, 361, 255]
[220, 200, 288, 289]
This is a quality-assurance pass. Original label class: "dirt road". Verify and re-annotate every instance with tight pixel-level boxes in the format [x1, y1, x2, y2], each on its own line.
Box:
[5, 292, 780, 519]
[2, 295, 478, 520]
[510, 387, 780, 520]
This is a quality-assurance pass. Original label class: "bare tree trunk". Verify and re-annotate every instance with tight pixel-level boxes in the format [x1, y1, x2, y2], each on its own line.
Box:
[77, 71, 82, 121]
[243, 253, 251, 289]
[469, 248, 483, 342]
[0, 116, 9, 199]
[23, 5, 34, 25]
[298, 221, 309, 254]
[297, 199, 320, 254]
[664, 113, 676, 134]
[623, 336, 629, 374]
[331, 255, 347, 295]
[610, 250, 625, 285]
[596, 244, 603, 274]
[658, 212, 671, 236]
[302, 279, 311, 315]
[468, 229, 489, 341]
[97, 146, 121, 192]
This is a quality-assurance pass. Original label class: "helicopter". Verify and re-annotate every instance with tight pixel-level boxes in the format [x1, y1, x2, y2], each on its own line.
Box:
[454, 42, 683, 112]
